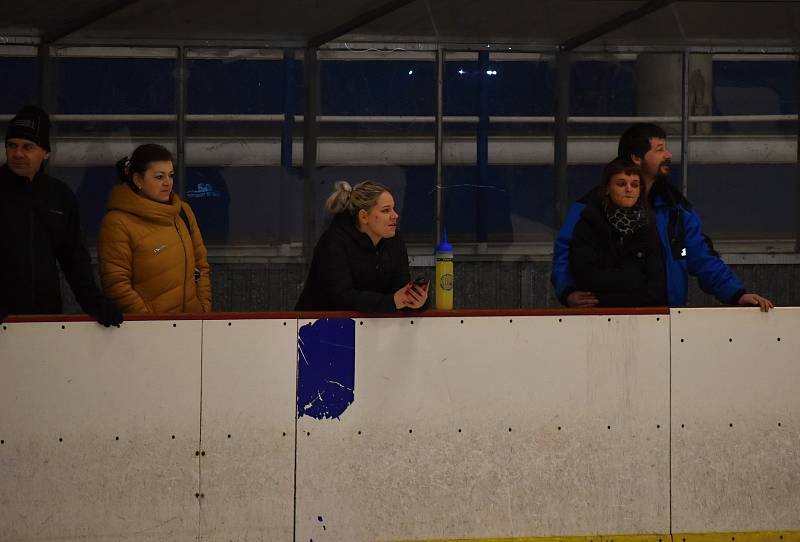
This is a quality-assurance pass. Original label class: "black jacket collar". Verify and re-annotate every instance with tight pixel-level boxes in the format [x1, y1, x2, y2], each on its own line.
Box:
[331, 211, 386, 251]
[648, 177, 692, 210]
[0, 163, 46, 193]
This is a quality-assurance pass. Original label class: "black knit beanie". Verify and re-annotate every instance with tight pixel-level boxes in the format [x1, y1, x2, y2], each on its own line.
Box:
[5, 105, 51, 151]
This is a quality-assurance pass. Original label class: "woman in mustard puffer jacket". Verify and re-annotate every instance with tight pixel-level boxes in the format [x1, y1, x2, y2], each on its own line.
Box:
[98, 144, 211, 313]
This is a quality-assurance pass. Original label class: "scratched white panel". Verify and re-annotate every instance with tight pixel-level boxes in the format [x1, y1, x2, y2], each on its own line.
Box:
[296, 314, 670, 542]
[0, 320, 202, 541]
[671, 307, 800, 533]
[199, 319, 296, 541]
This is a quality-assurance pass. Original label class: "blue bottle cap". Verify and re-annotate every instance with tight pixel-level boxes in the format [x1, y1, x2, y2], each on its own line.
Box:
[436, 228, 453, 253]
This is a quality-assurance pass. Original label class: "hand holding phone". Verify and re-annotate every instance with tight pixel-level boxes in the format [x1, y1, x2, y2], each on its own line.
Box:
[400, 273, 429, 309]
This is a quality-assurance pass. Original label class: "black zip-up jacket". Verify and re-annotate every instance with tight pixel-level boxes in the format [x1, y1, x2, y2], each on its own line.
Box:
[295, 212, 417, 312]
[0, 164, 104, 315]
[568, 196, 667, 307]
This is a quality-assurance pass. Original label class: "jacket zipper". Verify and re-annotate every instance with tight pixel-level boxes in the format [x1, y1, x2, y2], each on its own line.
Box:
[175, 219, 189, 311]
[29, 206, 36, 309]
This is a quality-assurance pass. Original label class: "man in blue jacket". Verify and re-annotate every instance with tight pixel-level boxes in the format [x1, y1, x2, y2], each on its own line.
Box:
[551, 123, 772, 311]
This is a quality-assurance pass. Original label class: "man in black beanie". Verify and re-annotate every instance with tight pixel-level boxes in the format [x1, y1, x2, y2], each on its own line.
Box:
[0, 105, 123, 326]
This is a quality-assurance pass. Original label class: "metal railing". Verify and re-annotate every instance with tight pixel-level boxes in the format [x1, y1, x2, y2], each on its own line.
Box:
[2, 113, 797, 123]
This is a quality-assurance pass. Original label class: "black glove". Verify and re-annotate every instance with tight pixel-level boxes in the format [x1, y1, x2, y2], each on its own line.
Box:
[93, 299, 124, 327]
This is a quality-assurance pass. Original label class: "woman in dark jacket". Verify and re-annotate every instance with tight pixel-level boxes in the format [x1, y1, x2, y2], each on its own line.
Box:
[295, 180, 428, 312]
[568, 158, 666, 307]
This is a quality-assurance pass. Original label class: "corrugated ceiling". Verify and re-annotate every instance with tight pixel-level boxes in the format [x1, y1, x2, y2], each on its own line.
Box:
[0, 0, 798, 49]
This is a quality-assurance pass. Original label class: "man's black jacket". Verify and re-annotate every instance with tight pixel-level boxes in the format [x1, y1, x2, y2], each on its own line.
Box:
[0, 164, 104, 315]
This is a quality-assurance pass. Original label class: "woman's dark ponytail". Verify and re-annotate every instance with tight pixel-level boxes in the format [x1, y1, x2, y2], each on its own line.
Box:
[116, 156, 133, 186]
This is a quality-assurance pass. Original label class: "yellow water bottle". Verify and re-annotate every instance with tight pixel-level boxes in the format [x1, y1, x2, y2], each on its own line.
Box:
[435, 230, 454, 310]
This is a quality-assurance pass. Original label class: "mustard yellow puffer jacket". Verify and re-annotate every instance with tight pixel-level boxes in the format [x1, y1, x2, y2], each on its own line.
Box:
[98, 184, 212, 313]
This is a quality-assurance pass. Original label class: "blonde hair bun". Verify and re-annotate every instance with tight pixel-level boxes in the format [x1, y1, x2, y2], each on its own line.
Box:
[325, 181, 354, 214]
[324, 180, 390, 219]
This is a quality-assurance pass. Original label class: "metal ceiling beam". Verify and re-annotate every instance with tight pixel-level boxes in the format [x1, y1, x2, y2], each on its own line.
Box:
[559, 0, 675, 51]
[307, 0, 418, 48]
[42, 0, 141, 43]
[21, 37, 800, 54]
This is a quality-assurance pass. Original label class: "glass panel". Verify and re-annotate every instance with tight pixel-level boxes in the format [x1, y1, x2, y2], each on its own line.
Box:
[443, 52, 555, 243]
[185, 166, 302, 244]
[320, 58, 435, 116]
[185, 52, 304, 245]
[689, 53, 798, 239]
[55, 57, 175, 114]
[570, 58, 636, 118]
[316, 53, 436, 244]
[46, 51, 177, 241]
[0, 55, 39, 113]
[710, 55, 797, 134]
[689, 162, 796, 239]
[187, 57, 287, 114]
[568, 53, 683, 202]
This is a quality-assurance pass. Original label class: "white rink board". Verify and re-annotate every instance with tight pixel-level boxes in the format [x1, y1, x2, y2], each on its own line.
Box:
[199, 318, 297, 541]
[296, 314, 671, 542]
[670, 307, 800, 533]
[0, 320, 202, 541]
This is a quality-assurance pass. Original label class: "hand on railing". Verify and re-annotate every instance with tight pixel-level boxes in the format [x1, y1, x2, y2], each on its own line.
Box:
[737, 293, 774, 312]
[89, 299, 125, 327]
[566, 291, 599, 308]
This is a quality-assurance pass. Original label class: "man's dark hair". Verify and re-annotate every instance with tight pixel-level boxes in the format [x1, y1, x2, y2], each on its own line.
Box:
[617, 123, 667, 161]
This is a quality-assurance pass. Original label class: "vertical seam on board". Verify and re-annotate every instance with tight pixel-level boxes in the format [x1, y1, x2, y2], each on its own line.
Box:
[293, 318, 300, 542]
[198, 319, 205, 541]
[668, 311, 674, 541]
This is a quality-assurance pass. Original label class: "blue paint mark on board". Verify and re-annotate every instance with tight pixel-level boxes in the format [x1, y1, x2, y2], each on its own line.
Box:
[297, 318, 355, 420]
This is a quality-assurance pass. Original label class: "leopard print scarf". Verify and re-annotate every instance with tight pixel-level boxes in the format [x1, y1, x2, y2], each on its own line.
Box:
[604, 202, 648, 237]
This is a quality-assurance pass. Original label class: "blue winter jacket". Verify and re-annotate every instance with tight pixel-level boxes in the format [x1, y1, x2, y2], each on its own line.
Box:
[551, 182, 746, 307]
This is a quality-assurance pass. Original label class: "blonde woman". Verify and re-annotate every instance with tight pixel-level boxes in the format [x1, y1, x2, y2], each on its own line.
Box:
[295, 180, 428, 312]
[98, 144, 211, 313]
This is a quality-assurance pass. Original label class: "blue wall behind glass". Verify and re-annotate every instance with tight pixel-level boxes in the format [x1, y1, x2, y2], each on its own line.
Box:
[570, 60, 636, 115]
[41, 57, 796, 118]
[54, 58, 176, 113]
[444, 166, 554, 240]
[396, 166, 435, 236]
[691, 163, 795, 236]
[444, 61, 554, 116]
[713, 61, 798, 115]
[183, 164, 434, 243]
[187, 59, 300, 114]
[320, 61, 435, 115]
[444, 60, 638, 117]
[489, 61, 554, 115]
[0, 58, 39, 113]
